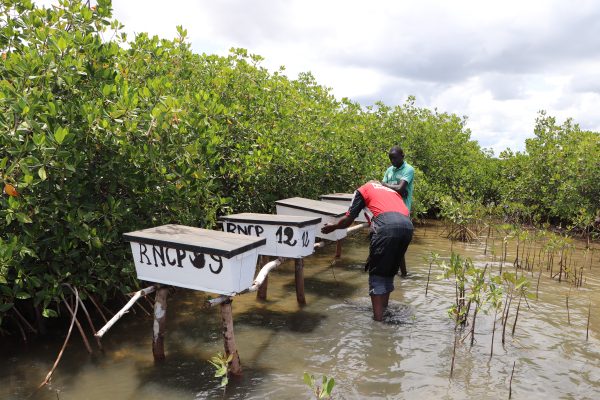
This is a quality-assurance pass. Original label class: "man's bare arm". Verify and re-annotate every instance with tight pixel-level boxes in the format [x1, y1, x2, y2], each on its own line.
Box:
[382, 180, 408, 198]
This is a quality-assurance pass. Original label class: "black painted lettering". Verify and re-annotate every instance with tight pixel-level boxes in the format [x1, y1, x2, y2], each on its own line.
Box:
[226, 222, 236, 233]
[276, 226, 283, 243]
[190, 252, 205, 269]
[237, 225, 248, 235]
[152, 246, 166, 267]
[255, 225, 264, 237]
[139, 243, 151, 265]
[302, 231, 310, 247]
[209, 255, 223, 274]
[176, 249, 186, 268]
[165, 247, 177, 266]
[283, 227, 297, 246]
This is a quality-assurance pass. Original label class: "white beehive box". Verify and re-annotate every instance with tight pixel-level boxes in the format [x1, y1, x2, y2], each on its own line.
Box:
[319, 192, 372, 223]
[219, 213, 321, 258]
[123, 224, 266, 296]
[275, 197, 348, 241]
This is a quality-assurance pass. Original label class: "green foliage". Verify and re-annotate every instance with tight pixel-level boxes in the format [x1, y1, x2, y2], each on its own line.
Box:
[498, 112, 600, 226]
[0, 0, 596, 331]
[303, 372, 335, 400]
[438, 196, 481, 241]
[209, 352, 233, 388]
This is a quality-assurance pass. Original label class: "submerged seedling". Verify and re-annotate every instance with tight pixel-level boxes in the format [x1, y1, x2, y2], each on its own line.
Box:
[303, 372, 335, 400]
[209, 352, 234, 390]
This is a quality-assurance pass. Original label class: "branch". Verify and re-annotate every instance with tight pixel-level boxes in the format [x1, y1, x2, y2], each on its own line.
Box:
[95, 286, 157, 338]
[206, 258, 284, 307]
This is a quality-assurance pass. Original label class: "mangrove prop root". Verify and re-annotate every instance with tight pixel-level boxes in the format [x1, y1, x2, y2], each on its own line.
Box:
[38, 287, 80, 389]
[13, 306, 38, 334]
[82, 289, 109, 324]
[65, 284, 102, 351]
[61, 295, 93, 355]
[10, 314, 28, 343]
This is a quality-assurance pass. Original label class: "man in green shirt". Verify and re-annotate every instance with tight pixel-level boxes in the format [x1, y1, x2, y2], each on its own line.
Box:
[382, 145, 414, 276]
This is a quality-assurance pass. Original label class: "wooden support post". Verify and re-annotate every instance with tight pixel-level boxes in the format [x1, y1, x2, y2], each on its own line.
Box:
[152, 287, 169, 362]
[257, 276, 268, 301]
[221, 300, 242, 375]
[335, 239, 343, 258]
[295, 258, 306, 305]
[256, 255, 268, 301]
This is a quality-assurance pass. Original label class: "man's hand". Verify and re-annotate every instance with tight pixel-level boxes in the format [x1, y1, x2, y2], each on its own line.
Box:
[321, 223, 336, 234]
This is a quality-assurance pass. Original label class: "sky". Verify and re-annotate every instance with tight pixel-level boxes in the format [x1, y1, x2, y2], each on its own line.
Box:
[38, 0, 600, 155]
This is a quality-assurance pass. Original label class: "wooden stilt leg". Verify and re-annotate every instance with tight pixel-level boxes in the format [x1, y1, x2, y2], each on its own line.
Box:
[152, 287, 169, 362]
[295, 258, 306, 305]
[335, 239, 343, 258]
[220, 300, 242, 375]
[257, 255, 268, 301]
[257, 275, 268, 301]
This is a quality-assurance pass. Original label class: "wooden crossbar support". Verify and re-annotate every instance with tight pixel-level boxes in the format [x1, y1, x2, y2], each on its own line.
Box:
[95, 286, 156, 339]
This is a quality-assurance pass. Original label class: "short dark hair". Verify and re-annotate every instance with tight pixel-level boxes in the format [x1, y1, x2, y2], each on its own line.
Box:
[389, 145, 404, 155]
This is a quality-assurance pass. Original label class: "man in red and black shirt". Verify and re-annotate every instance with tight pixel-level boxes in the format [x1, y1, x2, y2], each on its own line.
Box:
[322, 181, 414, 321]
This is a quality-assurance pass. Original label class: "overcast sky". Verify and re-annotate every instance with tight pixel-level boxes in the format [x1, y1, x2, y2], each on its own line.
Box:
[39, 0, 600, 155]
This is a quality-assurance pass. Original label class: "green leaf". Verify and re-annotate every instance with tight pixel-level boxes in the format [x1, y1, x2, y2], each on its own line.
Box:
[16, 292, 31, 300]
[220, 375, 228, 387]
[54, 127, 68, 145]
[16, 213, 33, 223]
[0, 303, 13, 312]
[38, 167, 47, 181]
[33, 132, 46, 146]
[325, 377, 335, 395]
[42, 308, 58, 318]
[57, 37, 67, 51]
[303, 372, 313, 387]
[102, 84, 112, 97]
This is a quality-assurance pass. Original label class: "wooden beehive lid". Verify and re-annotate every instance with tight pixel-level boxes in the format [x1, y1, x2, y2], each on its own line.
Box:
[219, 213, 321, 227]
[123, 224, 266, 259]
[275, 197, 347, 217]
[319, 193, 354, 201]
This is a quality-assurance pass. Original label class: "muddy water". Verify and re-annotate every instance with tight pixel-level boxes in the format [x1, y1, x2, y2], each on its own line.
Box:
[2, 221, 600, 399]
